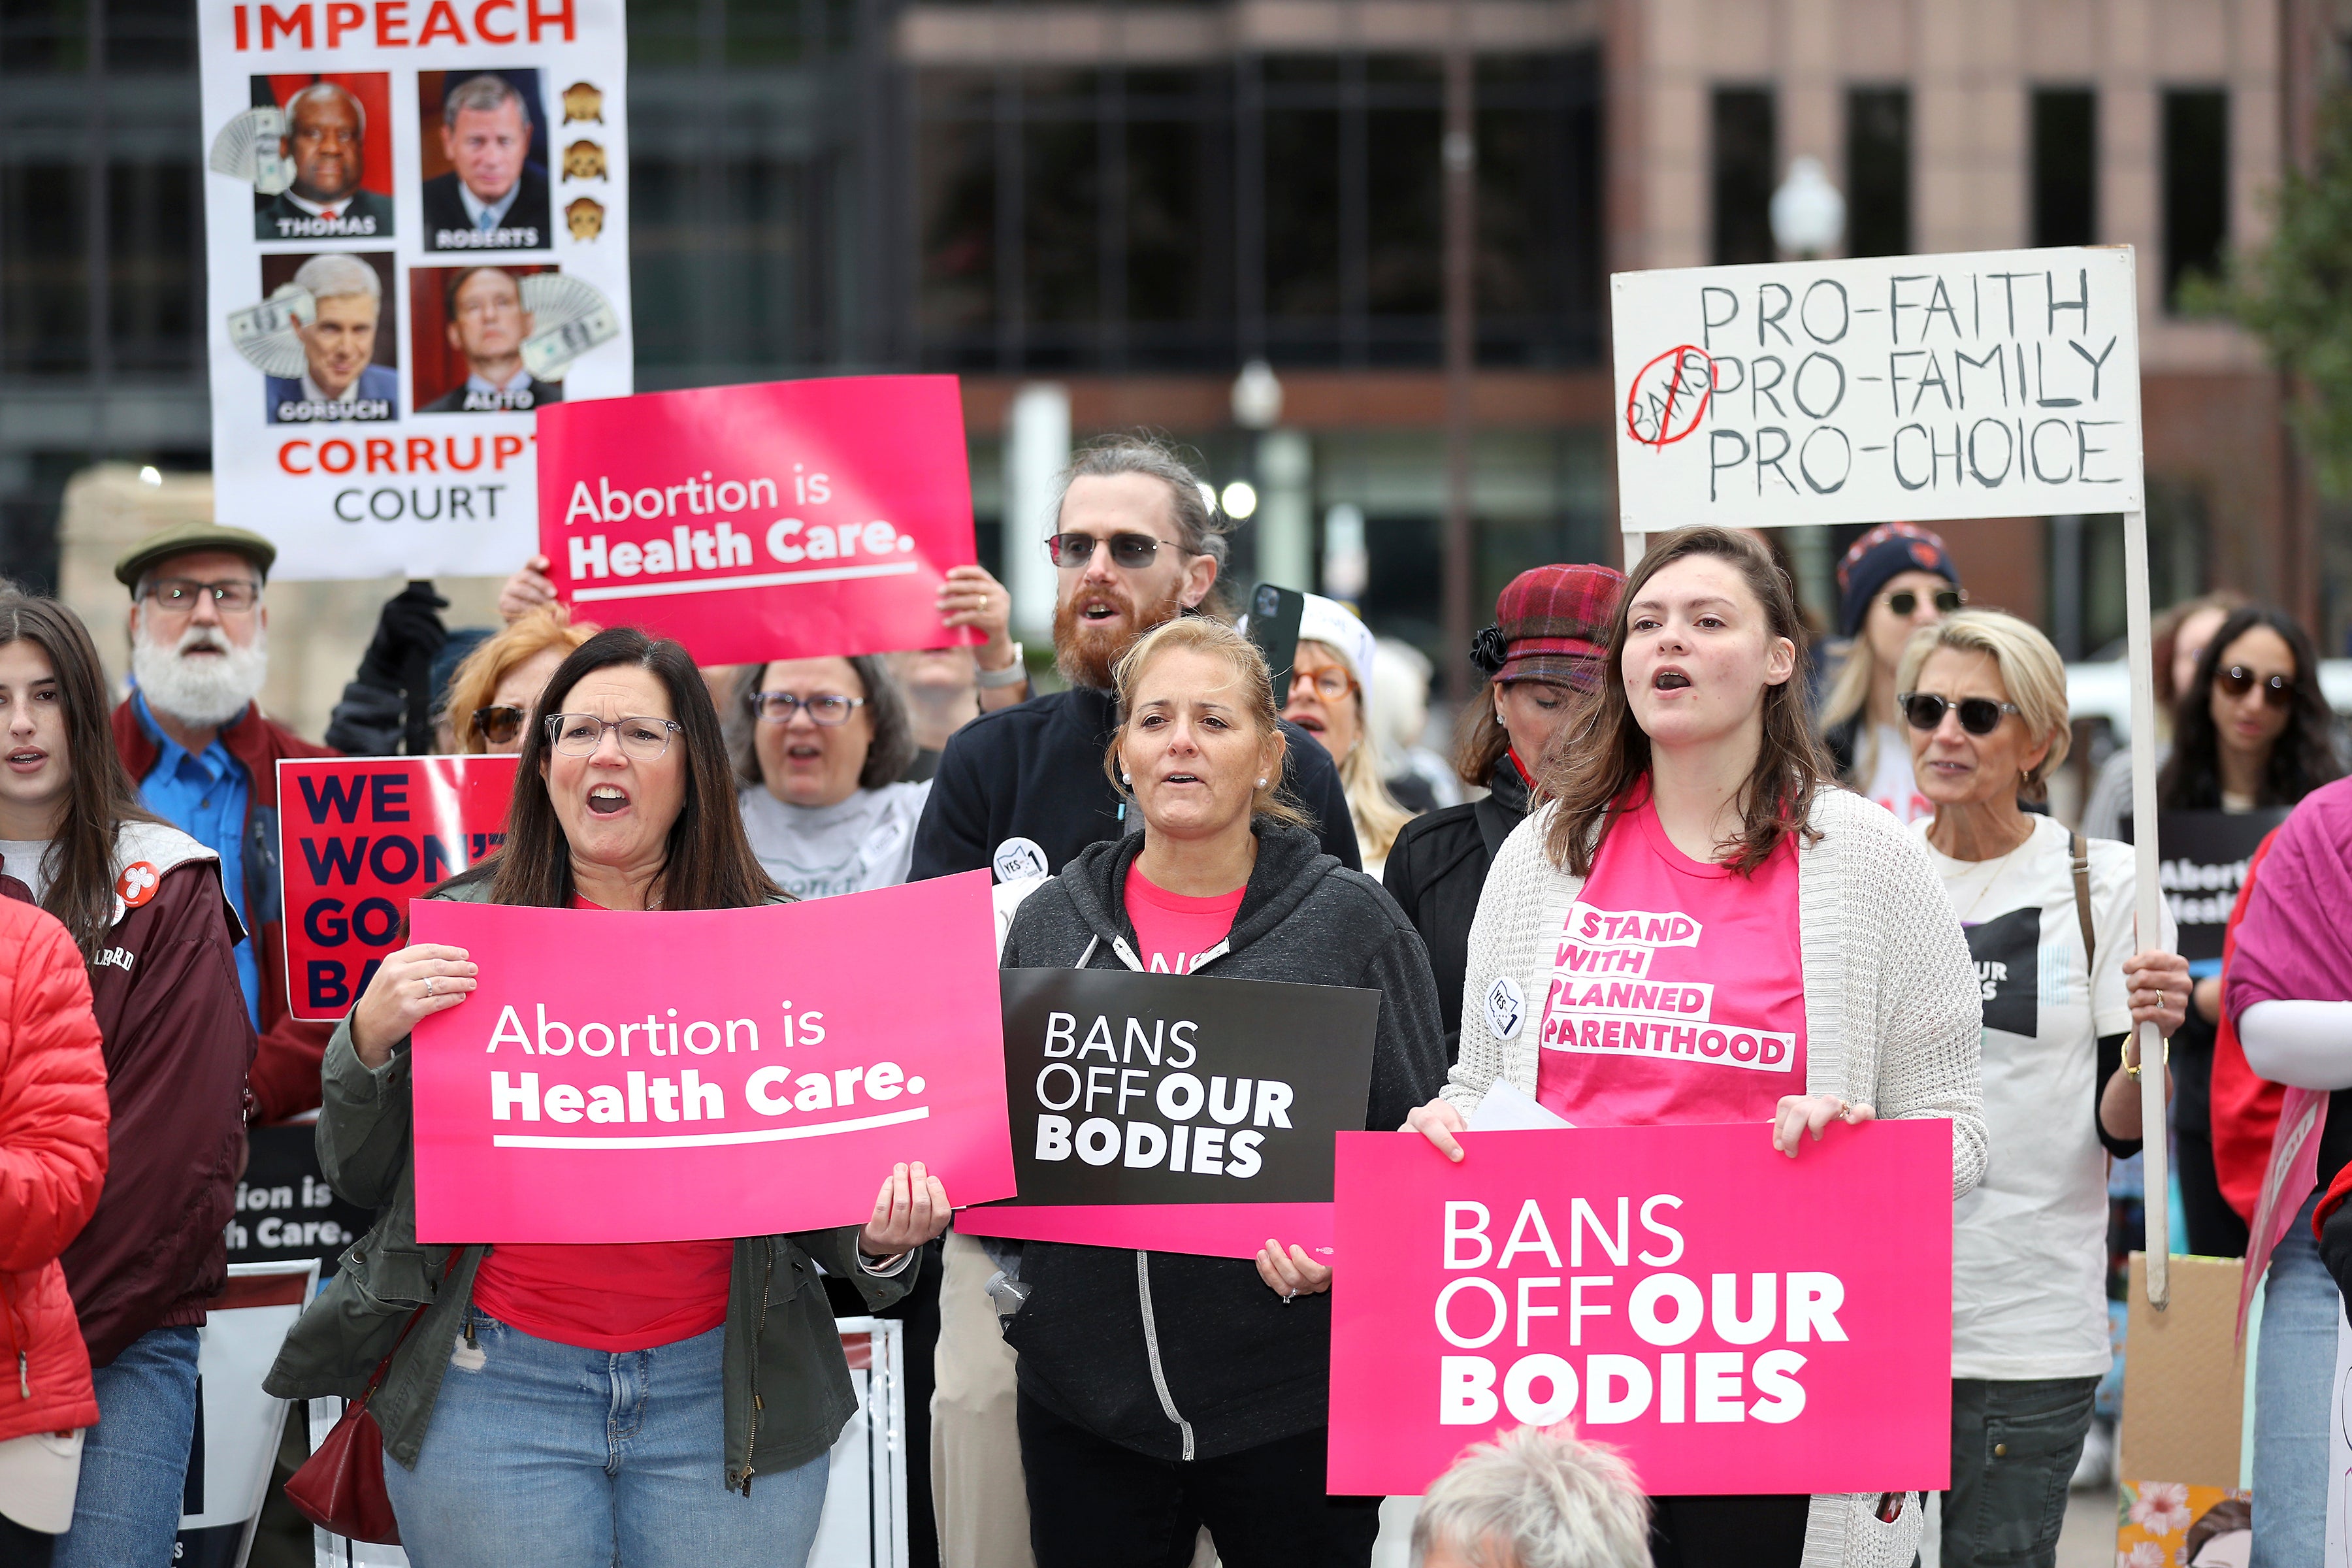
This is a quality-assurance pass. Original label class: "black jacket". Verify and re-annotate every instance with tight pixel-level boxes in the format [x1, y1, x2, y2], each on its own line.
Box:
[997, 822, 1445, 1461]
[909, 685, 1360, 882]
[1380, 760, 1531, 1058]
[422, 165, 553, 250]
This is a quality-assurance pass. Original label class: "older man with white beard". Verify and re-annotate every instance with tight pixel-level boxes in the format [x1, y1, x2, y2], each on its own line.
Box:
[109, 522, 337, 1123]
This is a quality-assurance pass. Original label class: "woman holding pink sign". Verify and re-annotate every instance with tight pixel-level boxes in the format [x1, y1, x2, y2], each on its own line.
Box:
[1409, 526, 1985, 1568]
[996, 615, 1446, 1568]
[263, 627, 953, 1568]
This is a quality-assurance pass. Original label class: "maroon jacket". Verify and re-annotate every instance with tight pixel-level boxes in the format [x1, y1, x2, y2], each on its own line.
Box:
[112, 697, 337, 1122]
[1, 823, 254, 1365]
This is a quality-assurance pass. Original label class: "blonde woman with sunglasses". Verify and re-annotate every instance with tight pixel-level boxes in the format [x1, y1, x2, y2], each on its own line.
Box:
[1897, 610, 2189, 1568]
[441, 605, 600, 754]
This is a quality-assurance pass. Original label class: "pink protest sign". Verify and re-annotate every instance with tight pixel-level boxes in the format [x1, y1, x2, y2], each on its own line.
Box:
[538, 375, 977, 668]
[1328, 1120, 1952, 1497]
[405, 872, 1015, 1243]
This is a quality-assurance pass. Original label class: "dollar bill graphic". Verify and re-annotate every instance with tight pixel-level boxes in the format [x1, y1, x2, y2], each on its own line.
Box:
[521, 302, 619, 380]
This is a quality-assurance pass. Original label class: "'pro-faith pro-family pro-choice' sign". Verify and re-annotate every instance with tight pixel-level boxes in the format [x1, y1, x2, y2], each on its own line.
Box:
[538, 375, 979, 668]
[1612, 246, 2143, 531]
[1327, 1120, 1953, 1497]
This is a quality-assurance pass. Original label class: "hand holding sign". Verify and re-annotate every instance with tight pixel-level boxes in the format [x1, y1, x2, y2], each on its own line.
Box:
[352, 942, 479, 1068]
[1772, 1094, 1874, 1156]
[860, 1162, 951, 1259]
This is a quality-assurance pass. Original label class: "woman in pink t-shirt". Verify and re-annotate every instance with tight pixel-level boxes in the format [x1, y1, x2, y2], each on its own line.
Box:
[266, 629, 951, 1568]
[1410, 526, 1984, 1568]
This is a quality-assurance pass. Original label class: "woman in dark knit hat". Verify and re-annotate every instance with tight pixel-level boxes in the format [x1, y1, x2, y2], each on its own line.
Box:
[1818, 522, 1965, 823]
[1381, 563, 1624, 1060]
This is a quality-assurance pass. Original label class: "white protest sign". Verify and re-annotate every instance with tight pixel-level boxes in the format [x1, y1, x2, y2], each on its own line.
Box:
[1611, 246, 2142, 531]
[178, 1260, 320, 1568]
[199, 0, 633, 580]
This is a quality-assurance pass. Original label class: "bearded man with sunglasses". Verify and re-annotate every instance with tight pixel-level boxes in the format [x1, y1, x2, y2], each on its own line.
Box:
[906, 436, 1356, 1568]
[107, 522, 338, 1122]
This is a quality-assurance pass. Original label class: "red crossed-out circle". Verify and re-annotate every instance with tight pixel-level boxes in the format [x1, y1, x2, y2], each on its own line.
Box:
[1624, 344, 1716, 448]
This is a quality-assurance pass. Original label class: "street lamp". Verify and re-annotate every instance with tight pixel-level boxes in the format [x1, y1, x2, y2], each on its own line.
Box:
[1230, 359, 1284, 431]
[1770, 155, 1846, 259]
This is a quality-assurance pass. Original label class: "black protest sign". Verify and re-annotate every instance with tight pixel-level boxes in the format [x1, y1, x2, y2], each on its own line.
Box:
[966, 968, 1378, 1244]
[2156, 810, 2289, 963]
[226, 1122, 372, 1273]
[1965, 905, 2041, 1037]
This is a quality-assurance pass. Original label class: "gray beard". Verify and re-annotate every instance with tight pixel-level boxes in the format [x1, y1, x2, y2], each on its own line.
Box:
[133, 627, 269, 729]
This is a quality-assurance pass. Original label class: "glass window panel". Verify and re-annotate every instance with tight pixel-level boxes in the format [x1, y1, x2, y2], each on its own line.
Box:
[1022, 116, 1100, 327]
[1, 161, 88, 374]
[1126, 117, 1203, 324]
[104, 0, 189, 70]
[2031, 87, 2097, 248]
[917, 118, 997, 338]
[1, 0, 90, 73]
[2163, 88, 2228, 311]
[1264, 105, 1341, 318]
[1364, 103, 1441, 318]
[108, 157, 198, 372]
[1846, 86, 1911, 257]
[1711, 87, 1776, 265]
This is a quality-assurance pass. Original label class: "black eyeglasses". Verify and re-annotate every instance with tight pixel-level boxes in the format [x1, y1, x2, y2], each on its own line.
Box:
[2215, 664, 2295, 710]
[470, 704, 527, 745]
[142, 577, 261, 615]
[1884, 587, 1964, 617]
[1044, 532, 1181, 570]
[747, 691, 865, 726]
[1898, 692, 2021, 736]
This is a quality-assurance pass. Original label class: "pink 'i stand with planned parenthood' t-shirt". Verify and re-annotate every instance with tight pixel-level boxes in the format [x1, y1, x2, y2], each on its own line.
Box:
[1533, 792, 1806, 1126]
[1125, 868, 1247, 973]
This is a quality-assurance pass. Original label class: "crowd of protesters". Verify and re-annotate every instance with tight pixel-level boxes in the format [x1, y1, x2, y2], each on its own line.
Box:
[1, 437, 2347, 1568]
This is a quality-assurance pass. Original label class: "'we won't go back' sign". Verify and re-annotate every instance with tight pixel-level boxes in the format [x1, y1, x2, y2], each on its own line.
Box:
[1612, 246, 2144, 531]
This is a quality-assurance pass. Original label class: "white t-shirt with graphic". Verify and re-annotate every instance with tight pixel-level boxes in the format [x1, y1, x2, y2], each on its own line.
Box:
[738, 781, 929, 900]
[1919, 814, 2168, 1381]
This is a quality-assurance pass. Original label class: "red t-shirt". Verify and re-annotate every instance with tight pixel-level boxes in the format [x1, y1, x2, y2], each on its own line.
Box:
[1533, 794, 1806, 1127]
[467, 896, 736, 1351]
[1124, 868, 1245, 974]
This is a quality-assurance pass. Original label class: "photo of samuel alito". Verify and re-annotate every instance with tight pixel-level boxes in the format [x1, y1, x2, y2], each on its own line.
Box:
[423, 267, 563, 412]
[254, 82, 396, 240]
[423, 74, 552, 252]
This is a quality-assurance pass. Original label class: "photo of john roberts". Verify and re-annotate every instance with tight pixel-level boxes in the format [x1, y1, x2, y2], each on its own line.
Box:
[423, 74, 552, 252]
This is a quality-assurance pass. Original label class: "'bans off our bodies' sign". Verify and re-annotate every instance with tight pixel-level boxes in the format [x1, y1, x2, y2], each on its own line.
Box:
[404, 872, 1015, 1243]
[1327, 1121, 1952, 1497]
[538, 375, 979, 667]
[278, 755, 517, 1022]
[1612, 246, 2143, 530]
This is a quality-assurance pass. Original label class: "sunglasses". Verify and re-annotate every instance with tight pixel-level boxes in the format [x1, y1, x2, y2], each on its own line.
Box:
[1045, 532, 1180, 570]
[1884, 587, 1964, 617]
[2215, 664, 2295, 710]
[470, 704, 527, 745]
[1898, 692, 2020, 736]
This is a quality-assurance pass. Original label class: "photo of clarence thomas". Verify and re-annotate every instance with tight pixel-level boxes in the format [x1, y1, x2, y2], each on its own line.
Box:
[262, 252, 399, 423]
[251, 76, 397, 241]
[421, 71, 553, 252]
[412, 265, 564, 413]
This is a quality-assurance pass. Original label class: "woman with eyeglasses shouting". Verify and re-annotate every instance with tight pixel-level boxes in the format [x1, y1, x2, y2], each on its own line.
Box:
[265, 627, 950, 1568]
[1895, 610, 2188, 1568]
[439, 604, 600, 753]
[1277, 593, 1416, 875]
[1818, 523, 1967, 825]
[729, 657, 931, 898]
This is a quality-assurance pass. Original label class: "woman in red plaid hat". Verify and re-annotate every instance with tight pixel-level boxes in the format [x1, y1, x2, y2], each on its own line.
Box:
[1382, 564, 1623, 1060]
[1818, 523, 1966, 825]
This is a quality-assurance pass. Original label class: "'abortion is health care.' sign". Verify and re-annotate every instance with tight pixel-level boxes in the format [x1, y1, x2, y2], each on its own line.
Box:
[1612, 245, 2143, 531]
[406, 872, 1015, 1243]
[540, 374, 979, 668]
[1328, 1120, 1952, 1497]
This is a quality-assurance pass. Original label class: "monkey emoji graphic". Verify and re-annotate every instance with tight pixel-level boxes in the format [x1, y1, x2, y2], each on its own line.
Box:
[564, 195, 606, 241]
[561, 82, 604, 125]
[563, 140, 608, 182]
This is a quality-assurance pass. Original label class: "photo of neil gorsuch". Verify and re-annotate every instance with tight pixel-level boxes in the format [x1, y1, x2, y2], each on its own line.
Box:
[264, 253, 397, 423]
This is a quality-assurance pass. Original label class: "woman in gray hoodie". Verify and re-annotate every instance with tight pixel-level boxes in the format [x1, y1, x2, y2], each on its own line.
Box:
[996, 615, 1445, 1568]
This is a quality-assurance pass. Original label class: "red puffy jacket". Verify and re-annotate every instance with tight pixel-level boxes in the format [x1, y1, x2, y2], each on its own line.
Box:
[0, 898, 109, 1444]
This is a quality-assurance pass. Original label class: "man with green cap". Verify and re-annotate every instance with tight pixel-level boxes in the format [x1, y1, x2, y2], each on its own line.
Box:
[107, 521, 337, 1121]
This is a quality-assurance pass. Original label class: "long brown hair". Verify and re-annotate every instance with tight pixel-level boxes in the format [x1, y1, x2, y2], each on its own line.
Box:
[459, 627, 779, 910]
[0, 588, 163, 956]
[1544, 527, 1829, 877]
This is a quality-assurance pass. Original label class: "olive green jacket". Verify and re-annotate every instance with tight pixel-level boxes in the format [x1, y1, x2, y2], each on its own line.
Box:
[261, 878, 913, 1492]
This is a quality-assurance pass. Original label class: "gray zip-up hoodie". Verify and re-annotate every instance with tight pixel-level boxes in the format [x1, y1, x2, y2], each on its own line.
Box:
[998, 819, 1446, 1462]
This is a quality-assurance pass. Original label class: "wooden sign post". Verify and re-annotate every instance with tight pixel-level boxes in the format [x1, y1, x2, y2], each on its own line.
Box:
[1608, 245, 2170, 1305]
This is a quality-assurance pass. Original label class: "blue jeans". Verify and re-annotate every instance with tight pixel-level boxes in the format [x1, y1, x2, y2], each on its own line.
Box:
[52, 1324, 201, 1568]
[2252, 1190, 2338, 1568]
[383, 1313, 829, 1567]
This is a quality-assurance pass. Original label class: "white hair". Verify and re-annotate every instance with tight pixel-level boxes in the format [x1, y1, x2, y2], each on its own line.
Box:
[292, 252, 382, 305]
[286, 81, 367, 137]
[132, 621, 270, 730]
[444, 73, 532, 131]
[1411, 1426, 1651, 1568]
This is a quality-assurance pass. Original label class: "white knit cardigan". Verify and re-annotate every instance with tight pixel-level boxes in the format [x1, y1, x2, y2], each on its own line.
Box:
[1444, 786, 1986, 1568]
